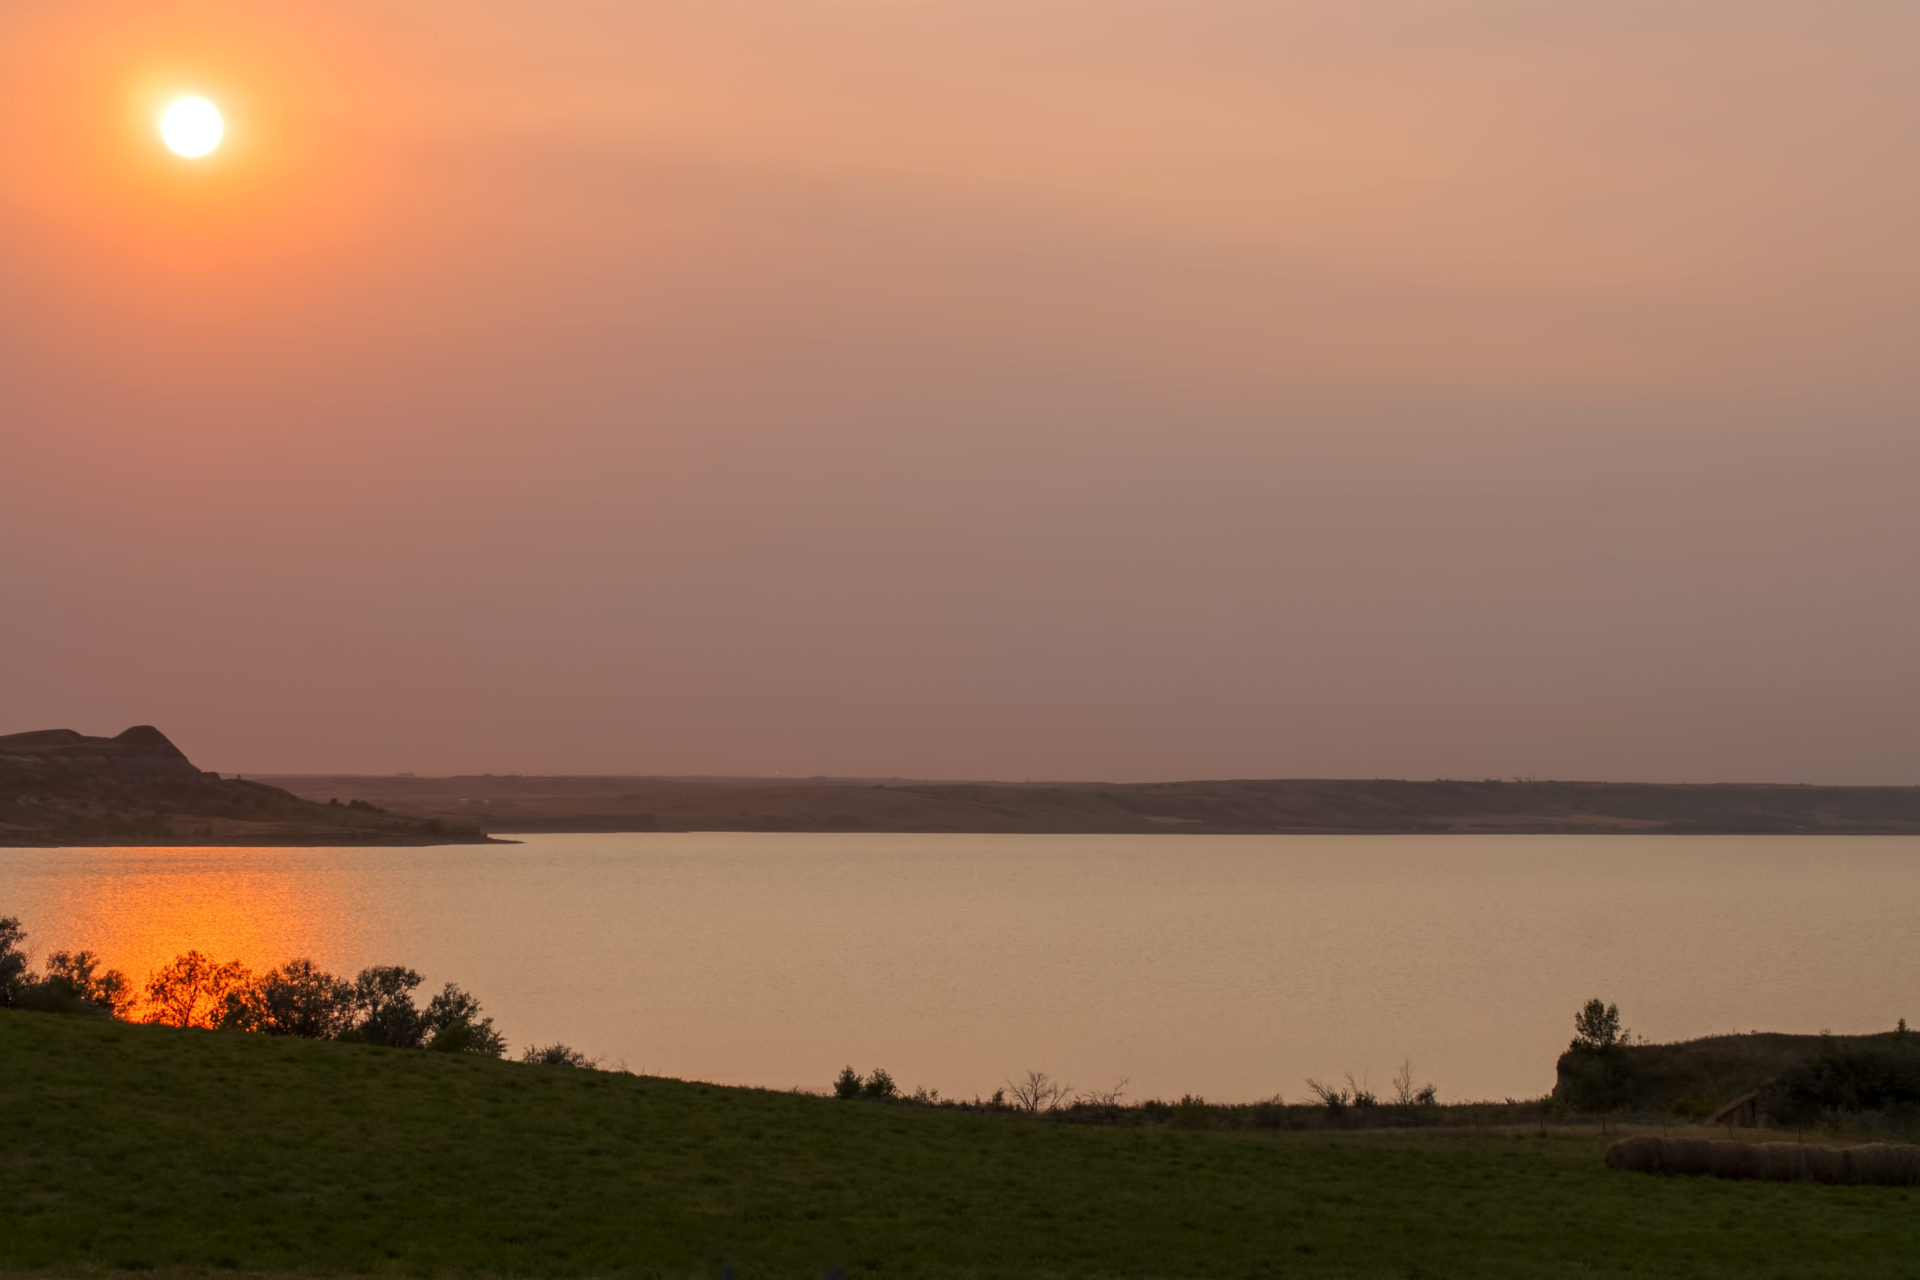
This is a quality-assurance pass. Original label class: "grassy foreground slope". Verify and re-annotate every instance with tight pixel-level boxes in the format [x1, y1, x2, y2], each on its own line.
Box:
[2, 1014, 1916, 1279]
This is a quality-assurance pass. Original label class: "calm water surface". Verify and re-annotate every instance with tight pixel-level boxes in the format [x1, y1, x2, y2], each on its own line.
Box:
[2, 833, 1914, 1101]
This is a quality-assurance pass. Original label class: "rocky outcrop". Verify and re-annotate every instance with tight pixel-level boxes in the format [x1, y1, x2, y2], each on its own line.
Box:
[0, 726, 491, 846]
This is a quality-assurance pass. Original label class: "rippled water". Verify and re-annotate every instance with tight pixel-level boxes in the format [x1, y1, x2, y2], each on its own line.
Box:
[2, 833, 1914, 1101]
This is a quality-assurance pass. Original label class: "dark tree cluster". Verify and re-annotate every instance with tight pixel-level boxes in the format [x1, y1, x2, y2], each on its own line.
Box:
[1, 915, 507, 1059]
[1, 916, 133, 1017]
[834, 1065, 898, 1099]
[1773, 1040, 1920, 1126]
[214, 959, 508, 1056]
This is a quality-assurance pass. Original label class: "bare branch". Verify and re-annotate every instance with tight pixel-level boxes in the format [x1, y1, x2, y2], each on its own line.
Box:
[1006, 1069, 1072, 1114]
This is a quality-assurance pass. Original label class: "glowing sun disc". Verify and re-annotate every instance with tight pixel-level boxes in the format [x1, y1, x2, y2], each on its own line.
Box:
[161, 97, 223, 158]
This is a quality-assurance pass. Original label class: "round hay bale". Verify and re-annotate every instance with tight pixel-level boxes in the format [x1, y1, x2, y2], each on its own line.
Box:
[1605, 1136, 1664, 1174]
[1600, 1135, 1911, 1184]
[1841, 1144, 1881, 1186]
[1705, 1140, 1760, 1180]
[1842, 1143, 1920, 1187]
[1802, 1144, 1845, 1184]
[1755, 1142, 1812, 1182]
[1891, 1145, 1920, 1187]
[1666, 1137, 1714, 1176]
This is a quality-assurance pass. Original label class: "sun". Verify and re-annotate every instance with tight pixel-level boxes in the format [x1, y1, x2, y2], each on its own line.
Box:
[160, 97, 223, 158]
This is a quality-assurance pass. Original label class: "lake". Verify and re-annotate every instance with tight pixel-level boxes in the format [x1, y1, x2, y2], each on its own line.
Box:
[2, 833, 1914, 1101]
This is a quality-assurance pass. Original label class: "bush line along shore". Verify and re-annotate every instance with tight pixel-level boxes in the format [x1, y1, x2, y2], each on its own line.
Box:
[0, 915, 591, 1068]
[7, 915, 1919, 1139]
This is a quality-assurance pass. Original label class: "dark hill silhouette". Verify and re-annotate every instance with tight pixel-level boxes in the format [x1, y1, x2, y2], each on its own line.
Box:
[259, 772, 1920, 836]
[0, 727, 490, 846]
[1554, 1030, 1920, 1122]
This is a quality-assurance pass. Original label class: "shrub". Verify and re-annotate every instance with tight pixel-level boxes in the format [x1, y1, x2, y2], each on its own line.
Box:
[423, 983, 506, 1057]
[1305, 1078, 1349, 1115]
[352, 966, 429, 1048]
[833, 1066, 863, 1099]
[1075, 1080, 1130, 1109]
[520, 1043, 595, 1068]
[427, 1020, 486, 1054]
[223, 959, 354, 1038]
[861, 1068, 898, 1100]
[1172, 1095, 1211, 1129]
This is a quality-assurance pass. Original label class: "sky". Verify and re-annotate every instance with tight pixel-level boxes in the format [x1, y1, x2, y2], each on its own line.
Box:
[4, 0, 1919, 781]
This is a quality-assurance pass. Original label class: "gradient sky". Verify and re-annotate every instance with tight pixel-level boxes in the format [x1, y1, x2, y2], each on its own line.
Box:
[4, 1, 1918, 781]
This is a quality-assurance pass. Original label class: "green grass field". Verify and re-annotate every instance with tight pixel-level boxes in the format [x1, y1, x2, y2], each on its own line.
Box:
[2, 1011, 1915, 1278]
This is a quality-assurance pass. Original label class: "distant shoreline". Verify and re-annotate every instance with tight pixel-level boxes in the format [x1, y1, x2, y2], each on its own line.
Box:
[256, 774, 1920, 838]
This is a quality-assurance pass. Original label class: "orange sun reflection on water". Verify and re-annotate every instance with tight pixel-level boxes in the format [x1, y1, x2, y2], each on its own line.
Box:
[11, 848, 364, 991]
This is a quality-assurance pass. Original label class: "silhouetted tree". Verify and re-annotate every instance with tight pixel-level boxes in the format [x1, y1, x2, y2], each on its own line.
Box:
[423, 983, 506, 1056]
[862, 1068, 898, 1100]
[1392, 1059, 1428, 1107]
[0, 917, 30, 1007]
[352, 965, 429, 1047]
[833, 1066, 863, 1098]
[1561, 998, 1636, 1112]
[224, 958, 355, 1037]
[30, 950, 134, 1018]
[1006, 1070, 1071, 1114]
[144, 951, 251, 1028]
[1571, 999, 1628, 1051]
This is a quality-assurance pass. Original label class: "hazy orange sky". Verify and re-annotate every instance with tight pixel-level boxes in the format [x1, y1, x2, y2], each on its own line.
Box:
[5, 1, 1918, 781]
